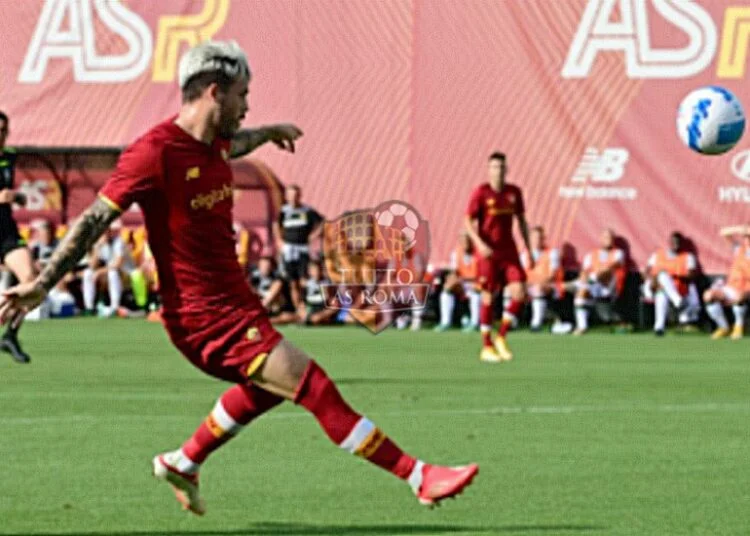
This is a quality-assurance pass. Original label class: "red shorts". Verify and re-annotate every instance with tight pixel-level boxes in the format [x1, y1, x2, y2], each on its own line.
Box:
[476, 253, 526, 293]
[162, 302, 283, 384]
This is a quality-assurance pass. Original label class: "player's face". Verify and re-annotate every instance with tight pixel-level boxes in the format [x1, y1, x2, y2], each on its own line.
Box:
[601, 230, 614, 248]
[285, 187, 300, 206]
[308, 263, 321, 280]
[0, 119, 8, 150]
[487, 159, 505, 186]
[459, 233, 471, 251]
[216, 76, 249, 138]
[258, 258, 272, 275]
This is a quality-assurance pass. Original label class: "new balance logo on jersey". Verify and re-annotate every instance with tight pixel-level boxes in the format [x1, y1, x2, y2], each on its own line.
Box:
[572, 147, 629, 183]
[186, 167, 200, 181]
[560, 147, 636, 200]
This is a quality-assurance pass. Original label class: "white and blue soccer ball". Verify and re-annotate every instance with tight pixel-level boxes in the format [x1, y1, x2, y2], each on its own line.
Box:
[677, 86, 745, 155]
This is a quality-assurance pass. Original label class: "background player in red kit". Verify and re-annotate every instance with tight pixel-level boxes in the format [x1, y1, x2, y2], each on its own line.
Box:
[0, 40, 477, 514]
[465, 152, 532, 363]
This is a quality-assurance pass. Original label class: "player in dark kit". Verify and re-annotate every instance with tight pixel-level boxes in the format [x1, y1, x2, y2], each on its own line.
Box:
[273, 184, 323, 316]
[0, 41, 477, 513]
[0, 112, 37, 363]
[465, 152, 532, 363]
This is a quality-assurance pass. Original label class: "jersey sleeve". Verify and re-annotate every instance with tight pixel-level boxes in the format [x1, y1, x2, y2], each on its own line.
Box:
[310, 208, 324, 228]
[613, 249, 624, 265]
[466, 187, 483, 219]
[99, 137, 162, 212]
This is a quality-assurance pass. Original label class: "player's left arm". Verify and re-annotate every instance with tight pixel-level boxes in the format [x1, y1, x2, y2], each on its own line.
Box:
[230, 124, 304, 159]
[515, 191, 533, 268]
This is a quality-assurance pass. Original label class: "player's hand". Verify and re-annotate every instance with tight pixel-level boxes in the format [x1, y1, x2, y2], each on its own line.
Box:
[266, 124, 303, 153]
[0, 281, 47, 328]
[477, 242, 493, 259]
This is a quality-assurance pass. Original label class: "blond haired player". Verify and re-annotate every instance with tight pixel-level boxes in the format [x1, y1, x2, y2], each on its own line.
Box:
[521, 226, 564, 331]
[641, 232, 700, 336]
[573, 228, 625, 335]
[0, 40, 477, 513]
[704, 224, 750, 340]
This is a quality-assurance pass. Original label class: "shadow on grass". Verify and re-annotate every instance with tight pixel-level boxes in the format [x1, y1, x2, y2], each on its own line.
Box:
[1, 521, 606, 535]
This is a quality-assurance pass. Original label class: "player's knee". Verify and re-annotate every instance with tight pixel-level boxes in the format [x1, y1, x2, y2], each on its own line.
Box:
[480, 291, 492, 305]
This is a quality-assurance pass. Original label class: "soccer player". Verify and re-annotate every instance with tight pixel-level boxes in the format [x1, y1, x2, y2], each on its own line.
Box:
[273, 184, 324, 317]
[521, 225, 564, 332]
[0, 111, 36, 363]
[465, 152, 532, 362]
[573, 228, 625, 335]
[0, 41, 477, 513]
[434, 231, 480, 332]
[704, 225, 750, 340]
[641, 232, 700, 336]
[302, 260, 339, 326]
[82, 220, 136, 317]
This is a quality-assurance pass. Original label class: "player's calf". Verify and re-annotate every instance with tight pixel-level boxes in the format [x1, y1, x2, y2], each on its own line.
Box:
[252, 340, 479, 503]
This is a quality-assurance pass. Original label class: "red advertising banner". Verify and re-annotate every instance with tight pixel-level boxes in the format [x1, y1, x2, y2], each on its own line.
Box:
[1, 0, 748, 271]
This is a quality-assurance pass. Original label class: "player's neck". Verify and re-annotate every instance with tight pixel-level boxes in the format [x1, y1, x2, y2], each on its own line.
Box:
[175, 107, 216, 145]
[489, 181, 504, 192]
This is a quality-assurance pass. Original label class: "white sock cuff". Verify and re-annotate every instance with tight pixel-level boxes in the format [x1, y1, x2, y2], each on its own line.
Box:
[339, 417, 375, 454]
[211, 400, 243, 435]
[171, 448, 200, 474]
[408, 460, 425, 493]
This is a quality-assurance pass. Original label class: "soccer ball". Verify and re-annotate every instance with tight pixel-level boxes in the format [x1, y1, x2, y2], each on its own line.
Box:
[677, 86, 745, 155]
[375, 201, 421, 251]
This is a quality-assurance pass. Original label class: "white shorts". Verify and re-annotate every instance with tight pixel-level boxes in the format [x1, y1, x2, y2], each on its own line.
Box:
[578, 279, 615, 300]
[711, 280, 744, 303]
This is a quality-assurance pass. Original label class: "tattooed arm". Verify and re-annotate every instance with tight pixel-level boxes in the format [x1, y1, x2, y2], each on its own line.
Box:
[0, 198, 119, 323]
[38, 198, 120, 291]
[230, 124, 303, 159]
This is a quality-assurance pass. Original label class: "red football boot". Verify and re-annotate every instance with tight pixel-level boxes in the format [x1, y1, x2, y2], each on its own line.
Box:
[416, 463, 479, 506]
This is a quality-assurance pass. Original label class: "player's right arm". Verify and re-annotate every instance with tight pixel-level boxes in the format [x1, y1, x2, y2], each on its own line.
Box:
[0, 137, 160, 324]
[464, 187, 492, 258]
[464, 217, 492, 258]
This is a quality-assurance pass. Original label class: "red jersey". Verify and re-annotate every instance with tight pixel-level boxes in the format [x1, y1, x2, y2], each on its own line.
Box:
[99, 118, 258, 321]
[465, 182, 524, 255]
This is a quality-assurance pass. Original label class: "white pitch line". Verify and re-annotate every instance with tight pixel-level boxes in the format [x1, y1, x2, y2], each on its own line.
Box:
[1, 402, 750, 425]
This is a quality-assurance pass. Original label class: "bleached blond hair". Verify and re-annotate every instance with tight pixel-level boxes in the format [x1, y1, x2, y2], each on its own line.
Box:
[178, 40, 251, 97]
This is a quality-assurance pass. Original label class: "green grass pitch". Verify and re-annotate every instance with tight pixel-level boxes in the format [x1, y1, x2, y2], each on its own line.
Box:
[1, 319, 749, 535]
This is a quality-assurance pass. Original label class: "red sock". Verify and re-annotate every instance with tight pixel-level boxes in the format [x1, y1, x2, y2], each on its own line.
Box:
[294, 360, 417, 480]
[182, 384, 283, 464]
[480, 301, 494, 347]
[500, 299, 523, 337]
